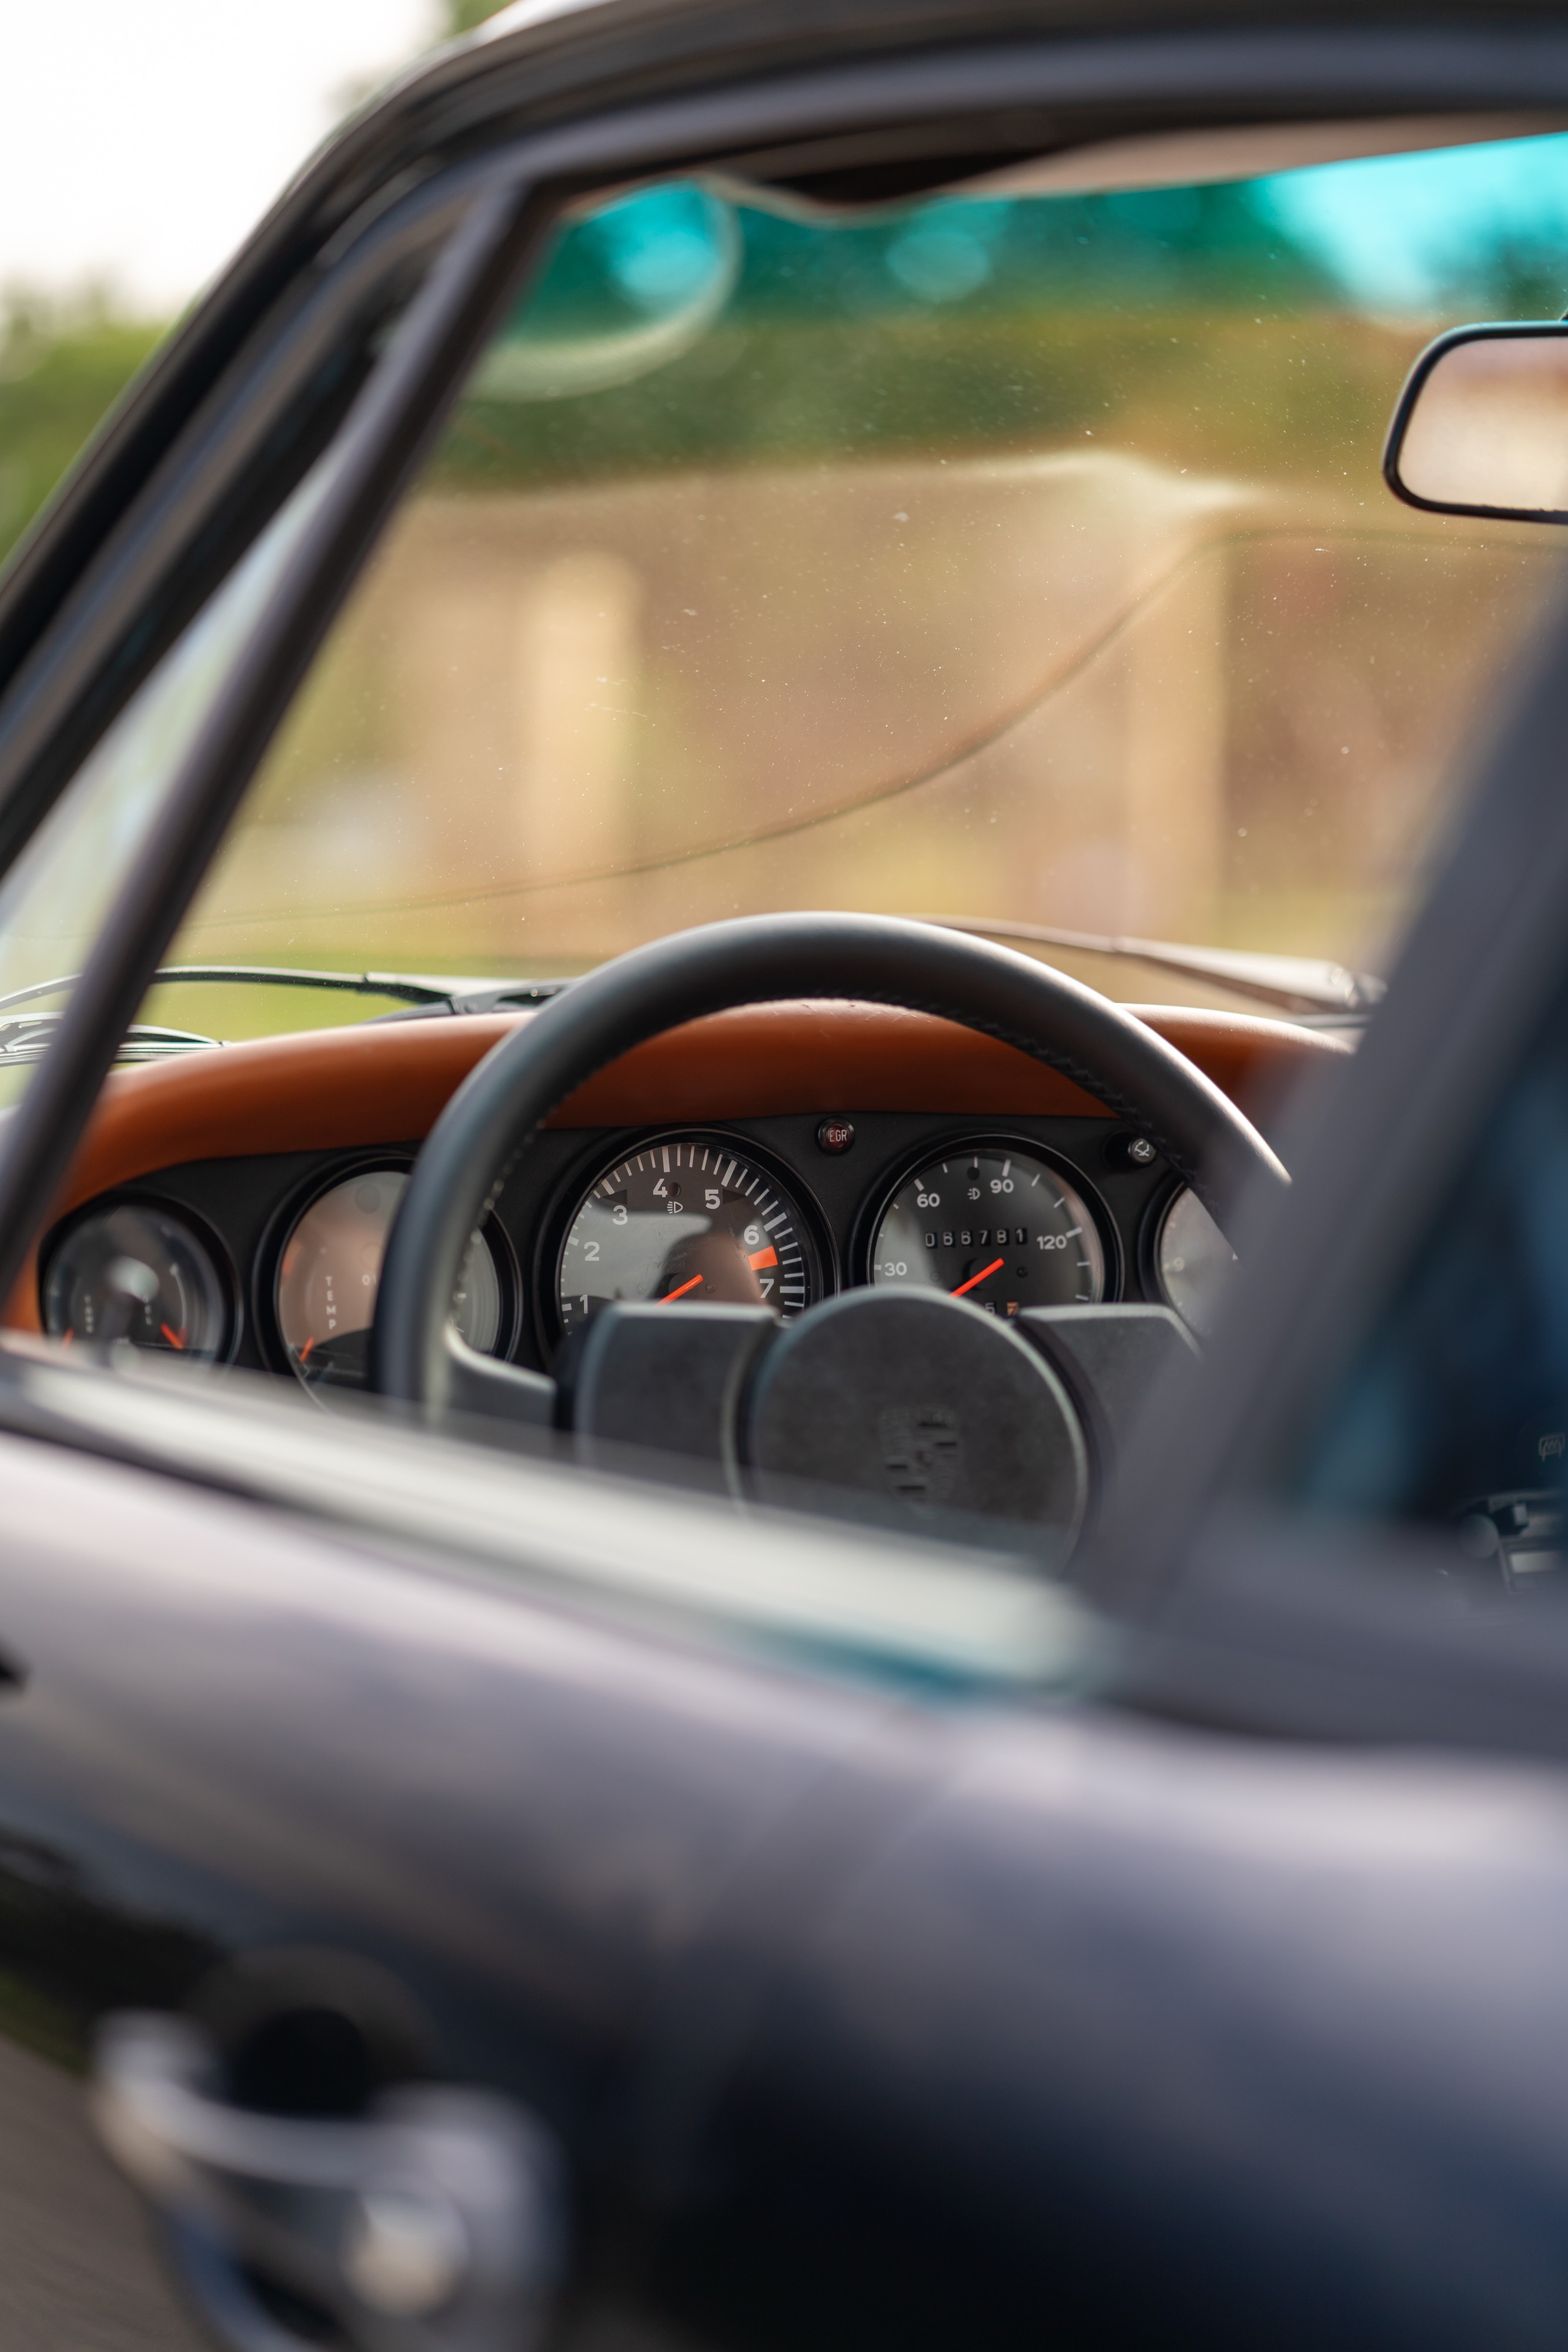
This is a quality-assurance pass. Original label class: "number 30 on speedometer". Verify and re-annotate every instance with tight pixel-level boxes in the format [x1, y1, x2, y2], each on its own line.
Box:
[870, 1145, 1105, 1314]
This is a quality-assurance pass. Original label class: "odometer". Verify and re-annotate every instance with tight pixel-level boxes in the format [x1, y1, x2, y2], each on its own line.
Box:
[870, 1143, 1105, 1316]
[557, 1135, 818, 1338]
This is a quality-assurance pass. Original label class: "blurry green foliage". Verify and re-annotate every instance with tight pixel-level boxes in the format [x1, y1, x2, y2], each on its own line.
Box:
[1456, 232, 1568, 320]
[436, 185, 1351, 493]
[443, 0, 510, 32]
[0, 295, 166, 569]
[441, 306, 1400, 493]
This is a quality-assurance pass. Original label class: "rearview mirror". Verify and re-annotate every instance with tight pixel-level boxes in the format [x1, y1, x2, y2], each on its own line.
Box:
[1386, 325, 1568, 520]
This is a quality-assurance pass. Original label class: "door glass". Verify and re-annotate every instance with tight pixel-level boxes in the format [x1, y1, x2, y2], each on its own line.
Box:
[0, 453, 339, 1107]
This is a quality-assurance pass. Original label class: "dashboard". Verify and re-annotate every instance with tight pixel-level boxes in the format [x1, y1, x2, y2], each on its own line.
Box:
[5, 1000, 1348, 1395]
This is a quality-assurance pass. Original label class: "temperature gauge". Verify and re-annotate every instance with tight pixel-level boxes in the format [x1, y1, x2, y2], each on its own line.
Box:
[276, 1165, 507, 1389]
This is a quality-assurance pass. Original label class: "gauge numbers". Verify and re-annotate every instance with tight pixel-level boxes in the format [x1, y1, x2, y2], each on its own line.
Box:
[871, 1145, 1105, 1315]
[558, 1137, 815, 1336]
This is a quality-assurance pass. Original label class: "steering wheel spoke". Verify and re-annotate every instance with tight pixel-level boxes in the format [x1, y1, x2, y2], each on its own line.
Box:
[441, 1330, 556, 1428]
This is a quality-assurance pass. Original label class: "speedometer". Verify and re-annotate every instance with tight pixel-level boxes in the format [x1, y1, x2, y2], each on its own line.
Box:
[869, 1142, 1106, 1315]
[556, 1135, 820, 1338]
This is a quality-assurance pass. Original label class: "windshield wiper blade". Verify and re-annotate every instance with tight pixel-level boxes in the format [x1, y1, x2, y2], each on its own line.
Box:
[0, 1011, 221, 1068]
[0, 963, 573, 1028]
[0, 927, 1375, 1065]
[916, 916, 1383, 1017]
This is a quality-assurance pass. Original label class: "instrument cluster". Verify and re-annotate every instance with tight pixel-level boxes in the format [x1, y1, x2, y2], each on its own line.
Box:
[37, 1107, 1236, 1388]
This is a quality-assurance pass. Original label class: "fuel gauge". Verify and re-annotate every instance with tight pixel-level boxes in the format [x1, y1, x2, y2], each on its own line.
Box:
[43, 1202, 231, 1361]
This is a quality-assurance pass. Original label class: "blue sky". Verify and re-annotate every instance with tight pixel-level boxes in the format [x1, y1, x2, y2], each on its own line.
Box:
[1262, 131, 1568, 313]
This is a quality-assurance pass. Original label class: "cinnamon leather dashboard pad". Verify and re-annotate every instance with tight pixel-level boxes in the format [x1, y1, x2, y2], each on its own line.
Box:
[7, 1000, 1348, 1377]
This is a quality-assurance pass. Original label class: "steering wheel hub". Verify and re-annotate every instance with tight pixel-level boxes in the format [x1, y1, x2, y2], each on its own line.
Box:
[745, 1288, 1089, 1553]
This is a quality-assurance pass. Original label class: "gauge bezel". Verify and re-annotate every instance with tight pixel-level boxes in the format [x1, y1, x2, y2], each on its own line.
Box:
[854, 1130, 1122, 1304]
[38, 1190, 240, 1365]
[537, 1125, 834, 1359]
[257, 1151, 520, 1394]
[1136, 1171, 1189, 1314]
[1142, 1174, 1237, 1337]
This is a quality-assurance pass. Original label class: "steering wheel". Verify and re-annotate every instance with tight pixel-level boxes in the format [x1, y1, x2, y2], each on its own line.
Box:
[372, 914, 1286, 1540]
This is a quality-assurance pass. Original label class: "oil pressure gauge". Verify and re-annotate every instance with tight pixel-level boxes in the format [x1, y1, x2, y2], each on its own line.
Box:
[275, 1164, 510, 1391]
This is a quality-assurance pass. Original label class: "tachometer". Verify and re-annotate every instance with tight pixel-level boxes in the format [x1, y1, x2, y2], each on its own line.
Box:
[557, 1135, 819, 1337]
[869, 1142, 1105, 1315]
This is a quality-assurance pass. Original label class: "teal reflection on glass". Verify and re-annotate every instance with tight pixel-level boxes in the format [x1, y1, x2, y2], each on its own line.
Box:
[884, 201, 1012, 305]
[1263, 129, 1568, 316]
[473, 182, 740, 400]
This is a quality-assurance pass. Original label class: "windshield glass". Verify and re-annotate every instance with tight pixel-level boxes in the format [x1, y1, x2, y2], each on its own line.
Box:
[138, 124, 1568, 1024]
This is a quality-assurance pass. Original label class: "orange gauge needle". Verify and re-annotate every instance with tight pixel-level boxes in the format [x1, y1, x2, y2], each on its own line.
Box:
[663, 1274, 705, 1302]
[299, 1336, 315, 1364]
[747, 1245, 779, 1271]
[951, 1257, 1005, 1299]
[160, 1322, 187, 1350]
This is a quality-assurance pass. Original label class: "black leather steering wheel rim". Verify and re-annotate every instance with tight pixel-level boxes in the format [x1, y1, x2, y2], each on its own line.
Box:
[372, 912, 1288, 1415]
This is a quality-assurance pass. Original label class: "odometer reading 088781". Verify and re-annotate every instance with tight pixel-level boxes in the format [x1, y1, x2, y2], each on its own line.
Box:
[870, 1145, 1105, 1316]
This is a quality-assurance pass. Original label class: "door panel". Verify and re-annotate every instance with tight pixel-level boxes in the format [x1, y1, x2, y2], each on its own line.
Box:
[9, 1424, 1568, 2346]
